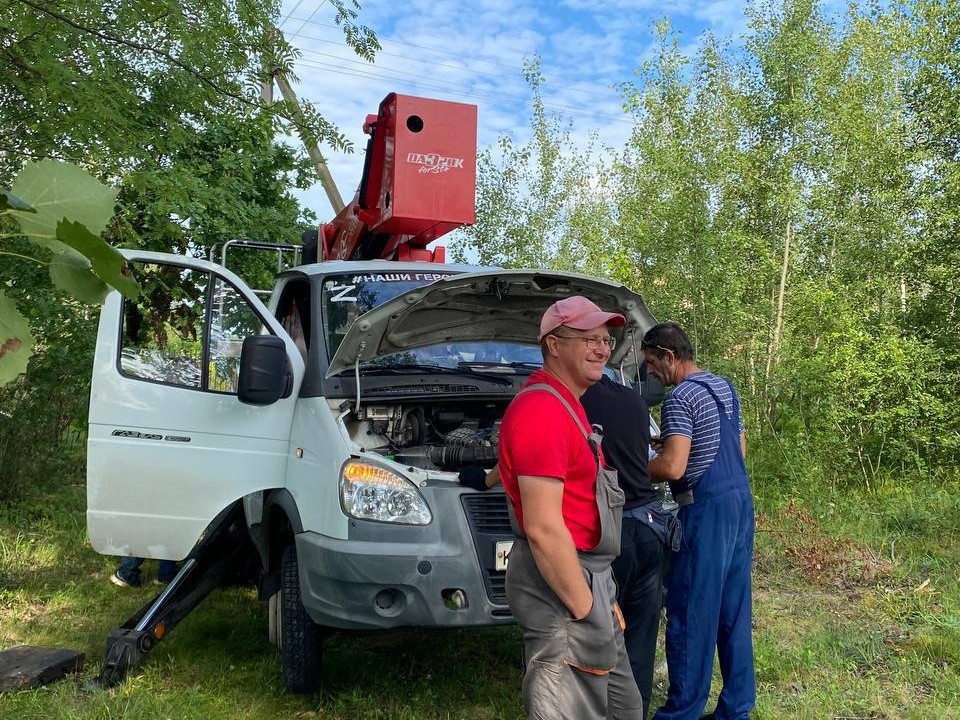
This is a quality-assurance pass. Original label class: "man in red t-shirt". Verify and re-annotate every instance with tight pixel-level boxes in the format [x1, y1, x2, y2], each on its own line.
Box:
[500, 295, 644, 720]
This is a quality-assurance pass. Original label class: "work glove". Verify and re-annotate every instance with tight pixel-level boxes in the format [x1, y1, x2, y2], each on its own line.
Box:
[458, 465, 489, 491]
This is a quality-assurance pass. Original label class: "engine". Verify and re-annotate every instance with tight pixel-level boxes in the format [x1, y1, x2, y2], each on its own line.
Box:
[345, 401, 504, 471]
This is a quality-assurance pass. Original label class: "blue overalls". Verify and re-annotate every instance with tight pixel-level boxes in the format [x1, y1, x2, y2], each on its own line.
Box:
[653, 379, 756, 720]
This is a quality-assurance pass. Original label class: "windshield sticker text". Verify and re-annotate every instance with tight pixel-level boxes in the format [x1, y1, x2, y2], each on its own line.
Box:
[329, 284, 358, 302]
[350, 273, 452, 284]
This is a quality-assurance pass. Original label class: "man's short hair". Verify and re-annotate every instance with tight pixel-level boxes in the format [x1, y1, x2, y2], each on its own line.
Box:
[641, 321, 694, 361]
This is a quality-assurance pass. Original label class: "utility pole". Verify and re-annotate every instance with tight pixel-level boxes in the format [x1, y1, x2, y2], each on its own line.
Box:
[273, 72, 345, 213]
[262, 30, 345, 213]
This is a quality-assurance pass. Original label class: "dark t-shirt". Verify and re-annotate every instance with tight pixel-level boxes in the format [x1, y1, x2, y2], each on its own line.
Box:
[580, 375, 656, 508]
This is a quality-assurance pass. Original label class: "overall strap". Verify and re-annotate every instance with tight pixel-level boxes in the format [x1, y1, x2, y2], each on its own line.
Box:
[684, 377, 738, 424]
[517, 383, 601, 460]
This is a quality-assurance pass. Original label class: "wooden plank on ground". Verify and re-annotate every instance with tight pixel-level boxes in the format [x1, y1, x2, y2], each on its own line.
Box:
[0, 645, 85, 691]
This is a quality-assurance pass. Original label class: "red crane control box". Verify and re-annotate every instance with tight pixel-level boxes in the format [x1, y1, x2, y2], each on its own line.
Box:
[320, 94, 478, 262]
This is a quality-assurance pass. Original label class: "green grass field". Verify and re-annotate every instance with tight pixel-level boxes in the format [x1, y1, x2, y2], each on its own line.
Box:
[1, 473, 958, 719]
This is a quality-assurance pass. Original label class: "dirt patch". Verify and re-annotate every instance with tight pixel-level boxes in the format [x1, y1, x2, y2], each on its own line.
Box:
[757, 500, 893, 590]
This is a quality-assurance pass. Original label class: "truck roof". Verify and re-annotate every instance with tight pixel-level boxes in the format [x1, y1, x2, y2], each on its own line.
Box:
[279, 259, 492, 278]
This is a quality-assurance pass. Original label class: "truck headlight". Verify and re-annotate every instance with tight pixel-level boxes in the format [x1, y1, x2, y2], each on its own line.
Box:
[340, 460, 432, 525]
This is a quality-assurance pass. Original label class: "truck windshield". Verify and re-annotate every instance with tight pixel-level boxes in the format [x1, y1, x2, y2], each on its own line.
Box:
[321, 271, 543, 370]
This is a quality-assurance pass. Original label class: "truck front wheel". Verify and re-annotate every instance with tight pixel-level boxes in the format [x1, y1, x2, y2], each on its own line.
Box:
[280, 544, 324, 693]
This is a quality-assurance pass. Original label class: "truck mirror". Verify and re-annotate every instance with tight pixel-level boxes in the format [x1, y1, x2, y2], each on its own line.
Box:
[639, 361, 666, 406]
[238, 335, 292, 405]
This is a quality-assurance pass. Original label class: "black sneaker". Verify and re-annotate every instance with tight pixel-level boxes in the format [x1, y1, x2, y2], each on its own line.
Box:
[110, 570, 143, 588]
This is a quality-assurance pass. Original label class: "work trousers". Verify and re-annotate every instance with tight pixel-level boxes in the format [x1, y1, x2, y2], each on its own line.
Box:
[507, 539, 644, 720]
[653, 483, 755, 720]
[612, 516, 666, 720]
[117, 556, 178, 583]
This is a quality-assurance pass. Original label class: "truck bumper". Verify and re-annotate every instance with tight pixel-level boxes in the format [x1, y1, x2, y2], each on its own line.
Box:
[294, 488, 514, 630]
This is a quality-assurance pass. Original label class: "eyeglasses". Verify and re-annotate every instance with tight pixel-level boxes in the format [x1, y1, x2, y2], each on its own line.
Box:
[551, 333, 617, 351]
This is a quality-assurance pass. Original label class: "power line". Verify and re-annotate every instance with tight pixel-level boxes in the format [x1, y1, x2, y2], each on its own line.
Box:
[278, 0, 307, 29]
[293, 32, 626, 107]
[292, 54, 634, 126]
[285, 16, 632, 106]
[291, 19, 537, 74]
[287, 0, 327, 43]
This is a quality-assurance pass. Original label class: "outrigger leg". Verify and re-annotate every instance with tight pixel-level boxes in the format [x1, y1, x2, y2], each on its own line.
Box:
[96, 503, 250, 687]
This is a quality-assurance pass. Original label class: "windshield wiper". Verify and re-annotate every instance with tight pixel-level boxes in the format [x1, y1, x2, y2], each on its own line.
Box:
[459, 360, 542, 370]
[358, 363, 513, 386]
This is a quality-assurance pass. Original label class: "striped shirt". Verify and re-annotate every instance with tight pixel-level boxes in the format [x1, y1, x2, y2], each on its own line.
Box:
[660, 371, 745, 485]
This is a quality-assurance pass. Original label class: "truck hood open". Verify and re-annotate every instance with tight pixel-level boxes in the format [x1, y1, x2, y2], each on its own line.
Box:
[325, 269, 657, 379]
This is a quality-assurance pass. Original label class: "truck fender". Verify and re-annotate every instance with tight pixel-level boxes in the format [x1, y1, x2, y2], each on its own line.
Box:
[259, 490, 305, 599]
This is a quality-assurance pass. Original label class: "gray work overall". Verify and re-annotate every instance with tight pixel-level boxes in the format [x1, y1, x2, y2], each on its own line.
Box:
[505, 384, 645, 720]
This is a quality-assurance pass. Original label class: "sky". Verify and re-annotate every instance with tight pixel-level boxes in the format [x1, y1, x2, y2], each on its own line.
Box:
[275, 0, 758, 222]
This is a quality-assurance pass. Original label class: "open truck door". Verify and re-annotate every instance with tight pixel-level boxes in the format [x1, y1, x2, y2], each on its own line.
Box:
[87, 251, 304, 561]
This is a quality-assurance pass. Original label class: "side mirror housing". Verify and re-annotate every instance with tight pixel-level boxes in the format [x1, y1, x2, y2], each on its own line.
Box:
[238, 335, 292, 405]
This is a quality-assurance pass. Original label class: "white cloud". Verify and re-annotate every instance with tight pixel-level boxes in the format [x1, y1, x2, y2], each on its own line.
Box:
[277, 0, 748, 221]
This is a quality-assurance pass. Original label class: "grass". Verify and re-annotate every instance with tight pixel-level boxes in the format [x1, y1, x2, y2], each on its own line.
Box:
[1, 470, 959, 719]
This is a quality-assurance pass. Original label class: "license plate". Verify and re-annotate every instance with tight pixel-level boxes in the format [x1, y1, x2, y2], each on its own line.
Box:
[495, 540, 513, 571]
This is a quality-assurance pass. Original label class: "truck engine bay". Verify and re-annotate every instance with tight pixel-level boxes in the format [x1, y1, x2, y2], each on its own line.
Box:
[342, 399, 506, 471]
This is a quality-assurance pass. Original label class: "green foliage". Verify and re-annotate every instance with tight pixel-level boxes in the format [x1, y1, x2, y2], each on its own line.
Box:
[0, 1, 380, 500]
[0, 0, 378, 183]
[461, 0, 959, 480]
[110, 112, 316, 255]
[0, 274, 96, 502]
[8, 160, 138, 300]
[11, 160, 117, 247]
[1, 160, 138, 386]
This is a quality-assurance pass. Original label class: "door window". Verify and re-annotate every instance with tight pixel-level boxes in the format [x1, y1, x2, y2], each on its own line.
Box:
[119, 261, 269, 393]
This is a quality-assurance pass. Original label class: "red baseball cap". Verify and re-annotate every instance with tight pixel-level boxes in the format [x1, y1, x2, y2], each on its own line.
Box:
[538, 296, 626, 341]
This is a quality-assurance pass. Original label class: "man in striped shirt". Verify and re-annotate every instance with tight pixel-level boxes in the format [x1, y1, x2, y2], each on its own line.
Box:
[642, 322, 756, 720]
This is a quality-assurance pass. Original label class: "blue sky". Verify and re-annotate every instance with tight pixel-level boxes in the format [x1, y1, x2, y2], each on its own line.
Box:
[276, 0, 758, 221]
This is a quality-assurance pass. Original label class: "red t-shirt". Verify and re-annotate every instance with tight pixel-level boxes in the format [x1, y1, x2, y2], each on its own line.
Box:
[499, 370, 601, 550]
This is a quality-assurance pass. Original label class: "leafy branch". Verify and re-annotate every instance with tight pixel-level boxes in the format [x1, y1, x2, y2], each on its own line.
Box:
[16, 0, 254, 105]
[0, 160, 139, 385]
[14, 0, 371, 158]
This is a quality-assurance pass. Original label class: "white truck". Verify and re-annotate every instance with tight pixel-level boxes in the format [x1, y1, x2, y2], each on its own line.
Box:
[86, 94, 659, 692]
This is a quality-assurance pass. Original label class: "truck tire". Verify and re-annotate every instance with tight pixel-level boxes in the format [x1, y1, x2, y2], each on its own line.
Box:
[280, 544, 323, 693]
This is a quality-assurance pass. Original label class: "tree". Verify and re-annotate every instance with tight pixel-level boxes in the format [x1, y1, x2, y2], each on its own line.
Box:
[612, 24, 758, 376]
[902, 0, 960, 466]
[0, 0, 380, 498]
[453, 59, 616, 273]
[458, 0, 958, 480]
[0, 0, 377, 179]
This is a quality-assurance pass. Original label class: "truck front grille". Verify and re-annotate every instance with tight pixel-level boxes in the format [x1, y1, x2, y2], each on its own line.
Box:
[461, 493, 514, 607]
[462, 493, 513, 533]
